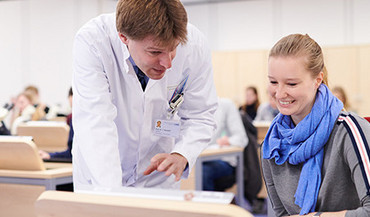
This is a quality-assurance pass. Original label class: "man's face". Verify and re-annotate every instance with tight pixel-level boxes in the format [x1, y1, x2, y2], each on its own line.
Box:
[119, 33, 178, 80]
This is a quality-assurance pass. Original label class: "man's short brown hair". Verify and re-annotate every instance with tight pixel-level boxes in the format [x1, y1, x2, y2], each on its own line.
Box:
[116, 0, 188, 47]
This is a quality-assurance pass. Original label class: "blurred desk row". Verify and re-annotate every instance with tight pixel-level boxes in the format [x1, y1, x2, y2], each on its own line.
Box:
[0, 136, 251, 217]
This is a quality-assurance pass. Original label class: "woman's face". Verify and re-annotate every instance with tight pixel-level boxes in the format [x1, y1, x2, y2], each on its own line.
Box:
[246, 89, 257, 105]
[268, 56, 323, 125]
[16, 94, 31, 113]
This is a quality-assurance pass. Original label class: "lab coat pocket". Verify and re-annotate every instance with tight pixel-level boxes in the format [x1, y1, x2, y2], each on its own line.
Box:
[157, 136, 175, 153]
[167, 85, 177, 102]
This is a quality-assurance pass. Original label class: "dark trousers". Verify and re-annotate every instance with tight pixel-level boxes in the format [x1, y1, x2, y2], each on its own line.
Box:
[202, 160, 234, 191]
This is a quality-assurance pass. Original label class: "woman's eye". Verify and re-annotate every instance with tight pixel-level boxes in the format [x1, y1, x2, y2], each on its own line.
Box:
[270, 81, 277, 84]
[288, 83, 297, 86]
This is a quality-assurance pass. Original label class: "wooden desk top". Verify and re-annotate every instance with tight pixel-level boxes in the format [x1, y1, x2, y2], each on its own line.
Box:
[0, 163, 72, 179]
[254, 122, 270, 144]
[35, 191, 253, 217]
[200, 146, 244, 157]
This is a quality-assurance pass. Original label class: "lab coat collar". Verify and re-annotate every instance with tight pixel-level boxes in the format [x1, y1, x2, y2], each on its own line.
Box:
[145, 69, 169, 92]
[120, 42, 130, 74]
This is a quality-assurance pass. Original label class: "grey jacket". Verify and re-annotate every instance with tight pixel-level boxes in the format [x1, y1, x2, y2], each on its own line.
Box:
[262, 112, 370, 217]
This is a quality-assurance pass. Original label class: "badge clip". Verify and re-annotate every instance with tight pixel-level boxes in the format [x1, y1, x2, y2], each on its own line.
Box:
[167, 93, 184, 118]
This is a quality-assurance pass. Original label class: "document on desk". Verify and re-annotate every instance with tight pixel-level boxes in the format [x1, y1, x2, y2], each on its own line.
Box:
[24, 121, 67, 126]
[76, 185, 234, 204]
[206, 144, 236, 150]
[0, 135, 33, 141]
[206, 144, 220, 150]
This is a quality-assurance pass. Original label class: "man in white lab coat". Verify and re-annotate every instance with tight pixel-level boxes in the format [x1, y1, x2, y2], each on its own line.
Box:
[72, 0, 218, 190]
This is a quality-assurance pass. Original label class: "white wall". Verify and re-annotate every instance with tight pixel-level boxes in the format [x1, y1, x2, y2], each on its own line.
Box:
[0, 0, 370, 106]
[0, 0, 117, 106]
[185, 0, 370, 50]
[0, 1, 23, 104]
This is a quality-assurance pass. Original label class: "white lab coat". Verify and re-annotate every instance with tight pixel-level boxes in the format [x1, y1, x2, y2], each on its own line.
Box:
[72, 13, 217, 190]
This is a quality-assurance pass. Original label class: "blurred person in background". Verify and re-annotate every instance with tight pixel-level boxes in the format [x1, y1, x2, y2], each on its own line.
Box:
[332, 86, 351, 111]
[254, 93, 279, 122]
[239, 86, 260, 120]
[5, 91, 36, 135]
[202, 98, 247, 191]
[39, 87, 74, 161]
[24, 85, 55, 120]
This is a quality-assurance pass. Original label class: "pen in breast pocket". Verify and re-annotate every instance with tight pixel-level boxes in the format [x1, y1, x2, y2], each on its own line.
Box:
[169, 75, 189, 102]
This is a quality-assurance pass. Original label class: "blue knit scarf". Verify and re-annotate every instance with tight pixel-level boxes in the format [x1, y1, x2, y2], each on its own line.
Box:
[263, 84, 343, 215]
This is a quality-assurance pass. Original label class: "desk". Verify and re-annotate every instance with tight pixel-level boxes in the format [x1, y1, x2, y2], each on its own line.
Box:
[0, 162, 72, 190]
[0, 137, 73, 217]
[0, 163, 72, 217]
[253, 122, 270, 199]
[17, 121, 70, 152]
[254, 121, 270, 144]
[35, 190, 253, 217]
[190, 146, 244, 205]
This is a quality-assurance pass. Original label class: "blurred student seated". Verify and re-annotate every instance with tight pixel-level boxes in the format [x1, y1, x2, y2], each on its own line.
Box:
[0, 103, 14, 135]
[239, 86, 260, 120]
[39, 87, 74, 161]
[24, 85, 59, 120]
[332, 86, 353, 112]
[254, 94, 279, 122]
[202, 98, 248, 191]
[1, 91, 36, 135]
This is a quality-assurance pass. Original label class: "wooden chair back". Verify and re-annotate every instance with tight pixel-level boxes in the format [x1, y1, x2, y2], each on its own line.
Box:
[0, 136, 45, 171]
[17, 121, 69, 152]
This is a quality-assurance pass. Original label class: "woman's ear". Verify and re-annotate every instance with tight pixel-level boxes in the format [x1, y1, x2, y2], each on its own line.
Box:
[315, 71, 324, 88]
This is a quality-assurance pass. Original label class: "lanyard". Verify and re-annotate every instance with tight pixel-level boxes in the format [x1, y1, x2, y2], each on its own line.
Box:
[167, 75, 189, 118]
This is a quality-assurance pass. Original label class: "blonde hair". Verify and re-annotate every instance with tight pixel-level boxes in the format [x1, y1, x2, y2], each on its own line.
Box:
[24, 85, 39, 104]
[332, 86, 349, 110]
[269, 34, 328, 85]
[116, 0, 188, 48]
[24, 85, 39, 95]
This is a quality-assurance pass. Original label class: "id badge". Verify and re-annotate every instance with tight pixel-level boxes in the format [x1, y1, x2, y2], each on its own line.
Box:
[154, 119, 181, 138]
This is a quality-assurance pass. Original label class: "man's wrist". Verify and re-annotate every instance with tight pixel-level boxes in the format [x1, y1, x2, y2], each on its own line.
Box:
[171, 153, 188, 166]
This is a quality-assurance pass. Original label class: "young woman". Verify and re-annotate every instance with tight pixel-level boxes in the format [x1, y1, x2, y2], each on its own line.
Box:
[9, 92, 36, 135]
[262, 34, 370, 217]
[240, 86, 260, 120]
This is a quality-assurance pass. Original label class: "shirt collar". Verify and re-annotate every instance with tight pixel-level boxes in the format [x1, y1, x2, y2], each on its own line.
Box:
[128, 56, 136, 67]
[128, 56, 149, 84]
[128, 56, 139, 74]
[120, 43, 131, 73]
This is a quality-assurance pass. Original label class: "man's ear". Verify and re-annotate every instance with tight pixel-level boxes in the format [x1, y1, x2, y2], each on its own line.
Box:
[118, 33, 129, 45]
